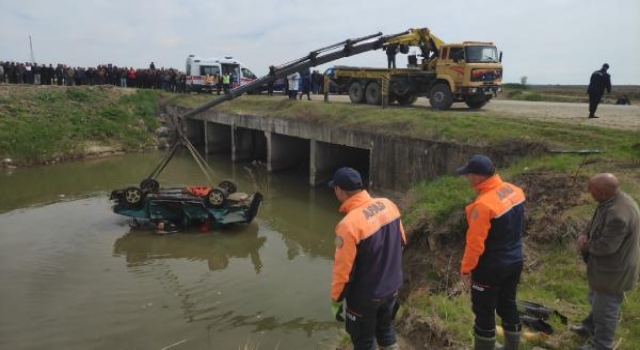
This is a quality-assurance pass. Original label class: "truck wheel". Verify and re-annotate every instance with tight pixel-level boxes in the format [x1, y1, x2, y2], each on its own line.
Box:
[430, 83, 454, 110]
[365, 82, 382, 105]
[396, 93, 417, 106]
[464, 96, 491, 109]
[348, 81, 365, 104]
[206, 187, 228, 209]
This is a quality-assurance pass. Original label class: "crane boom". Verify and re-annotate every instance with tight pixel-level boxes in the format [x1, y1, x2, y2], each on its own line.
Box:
[181, 29, 429, 119]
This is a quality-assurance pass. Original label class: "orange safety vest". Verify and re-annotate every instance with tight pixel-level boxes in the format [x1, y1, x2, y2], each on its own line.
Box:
[460, 175, 526, 274]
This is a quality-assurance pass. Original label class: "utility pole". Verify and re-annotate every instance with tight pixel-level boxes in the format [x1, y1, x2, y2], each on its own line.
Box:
[29, 35, 35, 63]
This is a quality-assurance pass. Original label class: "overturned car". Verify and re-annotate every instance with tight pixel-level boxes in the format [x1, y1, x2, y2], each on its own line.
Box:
[110, 178, 263, 231]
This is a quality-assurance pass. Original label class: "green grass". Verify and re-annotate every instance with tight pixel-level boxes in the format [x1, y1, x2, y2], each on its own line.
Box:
[0, 86, 162, 164]
[171, 95, 639, 160]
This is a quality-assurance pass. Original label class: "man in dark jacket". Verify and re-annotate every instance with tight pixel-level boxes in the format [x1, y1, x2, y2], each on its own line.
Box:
[587, 64, 612, 118]
[573, 173, 640, 350]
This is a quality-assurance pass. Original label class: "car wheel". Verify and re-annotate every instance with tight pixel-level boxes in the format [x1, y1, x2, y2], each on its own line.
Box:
[140, 178, 160, 192]
[206, 187, 228, 209]
[124, 187, 144, 206]
[217, 180, 237, 194]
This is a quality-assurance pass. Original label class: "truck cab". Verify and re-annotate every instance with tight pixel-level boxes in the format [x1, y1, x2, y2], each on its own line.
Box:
[433, 42, 502, 109]
[185, 55, 258, 93]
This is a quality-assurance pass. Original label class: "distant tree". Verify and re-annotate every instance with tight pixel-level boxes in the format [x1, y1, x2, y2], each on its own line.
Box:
[520, 76, 528, 86]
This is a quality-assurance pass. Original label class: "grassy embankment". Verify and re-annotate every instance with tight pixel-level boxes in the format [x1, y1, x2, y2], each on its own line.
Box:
[0, 85, 162, 166]
[170, 95, 640, 348]
[1, 86, 639, 348]
[500, 83, 640, 104]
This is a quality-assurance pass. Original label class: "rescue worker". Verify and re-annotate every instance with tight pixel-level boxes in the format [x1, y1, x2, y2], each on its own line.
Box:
[222, 72, 231, 93]
[573, 173, 640, 350]
[587, 63, 612, 118]
[329, 167, 406, 350]
[203, 73, 214, 93]
[456, 155, 525, 350]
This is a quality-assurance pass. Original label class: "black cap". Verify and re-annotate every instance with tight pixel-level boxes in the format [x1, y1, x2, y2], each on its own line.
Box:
[602, 63, 609, 69]
[328, 167, 364, 191]
[455, 154, 495, 176]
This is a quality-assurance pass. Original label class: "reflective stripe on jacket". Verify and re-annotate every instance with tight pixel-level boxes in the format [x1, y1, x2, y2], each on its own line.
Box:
[331, 190, 406, 302]
[461, 175, 525, 274]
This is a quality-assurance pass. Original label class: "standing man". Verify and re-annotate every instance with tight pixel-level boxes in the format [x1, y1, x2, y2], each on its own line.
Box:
[329, 167, 406, 350]
[385, 44, 398, 69]
[456, 155, 525, 350]
[572, 173, 640, 350]
[286, 71, 300, 100]
[222, 72, 231, 93]
[587, 64, 612, 118]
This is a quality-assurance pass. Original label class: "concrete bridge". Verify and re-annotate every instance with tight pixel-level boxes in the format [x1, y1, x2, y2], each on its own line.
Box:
[173, 106, 503, 191]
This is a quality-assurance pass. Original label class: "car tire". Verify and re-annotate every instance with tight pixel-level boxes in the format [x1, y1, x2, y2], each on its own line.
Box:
[217, 180, 237, 194]
[206, 187, 228, 209]
[140, 178, 160, 192]
[124, 187, 144, 206]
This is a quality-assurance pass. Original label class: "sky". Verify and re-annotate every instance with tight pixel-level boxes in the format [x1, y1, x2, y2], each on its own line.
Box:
[1, 0, 639, 85]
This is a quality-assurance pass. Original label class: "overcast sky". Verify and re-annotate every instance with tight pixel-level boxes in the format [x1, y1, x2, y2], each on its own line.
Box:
[1, 0, 639, 85]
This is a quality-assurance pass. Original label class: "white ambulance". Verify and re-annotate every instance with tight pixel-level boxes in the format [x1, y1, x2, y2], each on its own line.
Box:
[185, 55, 258, 93]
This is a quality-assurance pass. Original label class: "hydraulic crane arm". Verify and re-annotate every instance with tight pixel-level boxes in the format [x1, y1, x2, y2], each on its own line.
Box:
[181, 28, 438, 119]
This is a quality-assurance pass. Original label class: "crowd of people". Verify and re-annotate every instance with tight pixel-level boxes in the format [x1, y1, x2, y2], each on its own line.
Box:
[0, 60, 188, 93]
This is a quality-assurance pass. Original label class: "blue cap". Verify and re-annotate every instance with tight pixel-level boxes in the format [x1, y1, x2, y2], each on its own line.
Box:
[456, 155, 495, 176]
[328, 167, 364, 191]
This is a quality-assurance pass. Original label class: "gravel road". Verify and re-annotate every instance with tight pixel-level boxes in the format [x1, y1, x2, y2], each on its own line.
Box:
[325, 95, 640, 131]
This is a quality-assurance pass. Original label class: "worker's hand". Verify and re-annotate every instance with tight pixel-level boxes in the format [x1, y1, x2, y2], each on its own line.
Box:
[460, 273, 471, 290]
[331, 300, 345, 322]
[576, 234, 588, 253]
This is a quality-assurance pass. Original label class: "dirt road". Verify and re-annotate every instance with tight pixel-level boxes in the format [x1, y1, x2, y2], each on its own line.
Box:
[324, 95, 640, 131]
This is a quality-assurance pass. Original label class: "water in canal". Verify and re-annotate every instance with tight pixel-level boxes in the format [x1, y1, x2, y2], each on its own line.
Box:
[0, 151, 344, 350]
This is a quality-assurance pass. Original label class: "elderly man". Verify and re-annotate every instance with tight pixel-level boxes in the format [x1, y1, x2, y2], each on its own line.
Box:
[456, 154, 526, 350]
[573, 173, 640, 350]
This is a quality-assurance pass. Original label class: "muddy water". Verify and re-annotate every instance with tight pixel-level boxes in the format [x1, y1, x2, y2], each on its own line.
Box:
[0, 151, 344, 350]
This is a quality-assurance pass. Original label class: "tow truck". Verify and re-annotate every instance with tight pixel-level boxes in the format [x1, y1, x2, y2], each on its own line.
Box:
[109, 27, 501, 231]
[325, 28, 503, 109]
[175, 27, 502, 116]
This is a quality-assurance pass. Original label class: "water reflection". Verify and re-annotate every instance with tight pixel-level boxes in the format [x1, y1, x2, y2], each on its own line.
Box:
[113, 223, 266, 273]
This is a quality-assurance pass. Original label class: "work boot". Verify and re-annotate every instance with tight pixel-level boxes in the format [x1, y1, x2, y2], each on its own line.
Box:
[501, 331, 520, 350]
[379, 343, 400, 350]
[474, 334, 496, 350]
[570, 324, 594, 338]
[588, 115, 599, 118]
